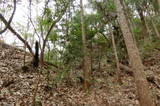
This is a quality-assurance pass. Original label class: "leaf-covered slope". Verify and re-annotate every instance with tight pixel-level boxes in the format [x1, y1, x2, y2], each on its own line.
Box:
[0, 42, 160, 106]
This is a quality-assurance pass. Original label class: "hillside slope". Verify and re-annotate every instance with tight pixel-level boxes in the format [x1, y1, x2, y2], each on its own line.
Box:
[0, 42, 160, 106]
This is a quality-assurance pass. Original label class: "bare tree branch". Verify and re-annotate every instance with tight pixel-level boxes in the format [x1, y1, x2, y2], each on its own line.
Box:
[40, 0, 50, 41]
[0, 14, 33, 55]
[28, 0, 42, 51]
[0, 0, 16, 34]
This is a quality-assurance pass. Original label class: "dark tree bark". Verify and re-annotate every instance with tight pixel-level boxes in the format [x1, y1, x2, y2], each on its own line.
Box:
[33, 41, 39, 68]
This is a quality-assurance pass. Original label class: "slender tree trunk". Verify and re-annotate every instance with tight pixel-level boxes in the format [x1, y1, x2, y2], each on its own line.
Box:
[136, 7, 150, 39]
[147, 9, 160, 38]
[115, 0, 155, 106]
[47, 42, 50, 61]
[151, 20, 160, 38]
[98, 46, 101, 72]
[158, 0, 160, 10]
[80, 0, 91, 90]
[91, 40, 93, 72]
[110, 25, 122, 84]
[40, 49, 44, 64]
[144, 17, 152, 39]
[23, 40, 26, 66]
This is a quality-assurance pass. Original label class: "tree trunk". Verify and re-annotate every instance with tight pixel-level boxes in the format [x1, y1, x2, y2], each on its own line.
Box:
[98, 46, 101, 72]
[121, 1, 135, 35]
[115, 0, 155, 106]
[144, 17, 152, 39]
[151, 19, 160, 38]
[40, 49, 44, 64]
[158, 0, 160, 10]
[136, 7, 150, 39]
[80, 0, 91, 90]
[91, 40, 93, 72]
[110, 25, 122, 84]
[147, 9, 160, 38]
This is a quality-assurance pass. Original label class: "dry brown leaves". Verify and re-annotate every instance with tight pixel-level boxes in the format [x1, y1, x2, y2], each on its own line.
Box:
[0, 42, 160, 106]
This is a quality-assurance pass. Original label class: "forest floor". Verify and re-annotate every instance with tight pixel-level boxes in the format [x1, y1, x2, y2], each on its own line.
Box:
[0, 42, 160, 106]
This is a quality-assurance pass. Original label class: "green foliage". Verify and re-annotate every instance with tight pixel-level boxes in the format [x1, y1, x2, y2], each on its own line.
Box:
[54, 69, 70, 83]
[149, 0, 159, 12]
[62, 11, 111, 67]
[49, 31, 58, 42]
[132, 26, 141, 38]
[141, 38, 160, 53]
[37, 8, 53, 31]
[107, 0, 116, 11]
[62, 12, 92, 64]
[45, 50, 58, 63]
